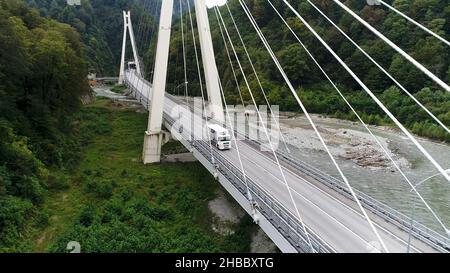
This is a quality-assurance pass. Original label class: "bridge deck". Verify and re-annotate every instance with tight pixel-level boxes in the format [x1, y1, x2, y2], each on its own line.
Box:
[124, 71, 445, 253]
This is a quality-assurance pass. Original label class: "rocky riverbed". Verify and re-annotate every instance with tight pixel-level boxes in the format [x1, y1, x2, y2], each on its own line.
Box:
[279, 113, 411, 171]
[276, 112, 450, 233]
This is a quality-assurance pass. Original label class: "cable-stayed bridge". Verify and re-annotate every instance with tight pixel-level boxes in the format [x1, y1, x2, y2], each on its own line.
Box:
[115, 0, 450, 253]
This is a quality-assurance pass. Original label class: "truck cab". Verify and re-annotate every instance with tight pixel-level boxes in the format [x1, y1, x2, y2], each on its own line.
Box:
[207, 124, 231, 150]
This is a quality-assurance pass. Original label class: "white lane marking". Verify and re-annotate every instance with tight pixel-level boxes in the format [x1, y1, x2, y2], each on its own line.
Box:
[169, 98, 418, 252]
[245, 144, 422, 253]
[131, 87, 421, 252]
[238, 152, 379, 252]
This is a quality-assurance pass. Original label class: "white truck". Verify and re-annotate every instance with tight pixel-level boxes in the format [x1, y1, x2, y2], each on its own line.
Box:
[207, 124, 231, 150]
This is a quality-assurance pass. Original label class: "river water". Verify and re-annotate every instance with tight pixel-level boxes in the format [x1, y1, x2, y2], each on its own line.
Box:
[173, 95, 450, 234]
[103, 89, 449, 236]
[275, 113, 450, 234]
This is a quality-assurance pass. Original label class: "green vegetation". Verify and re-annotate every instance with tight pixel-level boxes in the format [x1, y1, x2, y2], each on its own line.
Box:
[297, 86, 450, 141]
[46, 101, 254, 252]
[23, 0, 450, 141]
[24, 0, 157, 76]
[0, 0, 89, 251]
[162, 140, 189, 155]
[110, 84, 127, 94]
[0, 0, 255, 253]
[162, 0, 450, 141]
[1, 95, 255, 252]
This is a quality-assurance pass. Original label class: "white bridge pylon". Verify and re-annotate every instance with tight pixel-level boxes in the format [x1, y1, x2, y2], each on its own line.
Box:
[118, 11, 142, 84]
[118, 0, 225, 163]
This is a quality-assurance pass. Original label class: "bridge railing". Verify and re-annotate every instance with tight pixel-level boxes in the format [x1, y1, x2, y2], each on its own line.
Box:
[274, 147, 449, 252]
[164, 89, 449, 252]
[125, 71, 449, 252]
[125, 77, 333, 252]
[232, 124, 450, 252]
[162, 112, 334, 253]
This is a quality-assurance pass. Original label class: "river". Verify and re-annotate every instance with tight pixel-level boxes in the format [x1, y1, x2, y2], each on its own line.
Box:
[275, 112, 450, 234]
[99, 89, 449, 236]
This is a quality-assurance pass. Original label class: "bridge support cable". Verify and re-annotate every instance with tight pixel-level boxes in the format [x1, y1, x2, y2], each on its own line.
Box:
[140, 0, 159, 57]
[376, 0, 450, 47]
[137, 0, 161, 78]
[213, 37, 254, 216]
[135, 2, 151, 101]
[217, 62, 270, 227]
[267, 0, 450, 239]
[331, 0, 450, 93]
[224, 3, 291, 154]
[135, 0, 150, 54]
[238, 0, 390, 252]
[214, 7, 327, 251]
[175, 0, 189, 149]
[304, 1, 449, 135]
[173, 13, 182, 97]
[139, 0, 156, 81]
[212, 5, 276, 228]
[180, 0, 189, 100]
[215, 9, 245, 108]
[139, 0, 155, 54]
[149, 1, 163, 84]
[213, 5, 260, 193]
[214, 5, 316, 252]
[282, 0, 450, 185]
[144, 0, 161, 55]
[186, 0, 216, 164]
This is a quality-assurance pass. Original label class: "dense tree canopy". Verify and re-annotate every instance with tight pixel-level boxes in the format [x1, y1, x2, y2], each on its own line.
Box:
[24, 0, 158, 76]
[161, 0, 450, 141]
[0, 0, 89, 250]
[0, 0, 448, 252]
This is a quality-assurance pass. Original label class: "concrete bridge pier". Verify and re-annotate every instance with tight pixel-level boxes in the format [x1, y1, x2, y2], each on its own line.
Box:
[143, 131, 164, 163]
[143, 129, 171, 164]
[141, 0, 173, 164]
[142, 0, 225, 163]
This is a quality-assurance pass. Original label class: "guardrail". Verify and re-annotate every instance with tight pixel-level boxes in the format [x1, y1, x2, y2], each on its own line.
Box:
[163, 112, 334, 253]
[125, 71, 449, 252]
[274, 148, 450, 252]
[126, 76, 334, 252]
[223, 112, 449, 252]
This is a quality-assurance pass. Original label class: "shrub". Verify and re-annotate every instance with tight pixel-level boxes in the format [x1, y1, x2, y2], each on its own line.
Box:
[46, 174, 70, 191]
[84, 178, 116, 199]
[0, 196, 34, 246]
[78, 205, 96, 227]
[34, 209, 50, 228]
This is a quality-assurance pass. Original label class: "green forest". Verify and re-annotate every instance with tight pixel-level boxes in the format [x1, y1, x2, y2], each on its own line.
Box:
[20, 0, 450, 141]
[0, 0, 449, 252]
[0, 0, 254, 252]
[162, 0, 450, 141]
[24, 0, 157, 75]
[0, 0, 89, 250]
